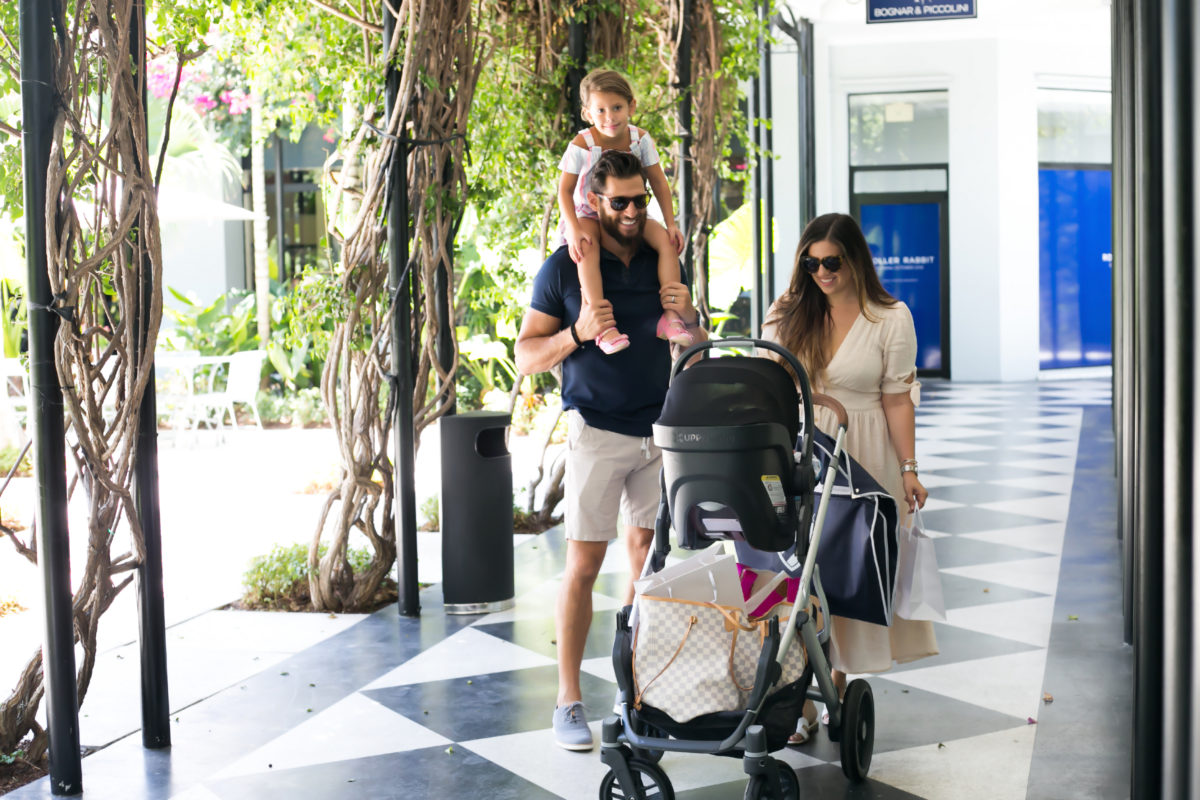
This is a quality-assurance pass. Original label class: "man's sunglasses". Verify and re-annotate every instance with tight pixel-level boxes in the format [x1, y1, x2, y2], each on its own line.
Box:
[800, 254, 844, 274]
[598, 193, 651, 211]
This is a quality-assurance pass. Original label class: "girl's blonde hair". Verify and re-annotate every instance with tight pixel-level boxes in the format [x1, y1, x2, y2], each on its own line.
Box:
[580, 69, 635, 106]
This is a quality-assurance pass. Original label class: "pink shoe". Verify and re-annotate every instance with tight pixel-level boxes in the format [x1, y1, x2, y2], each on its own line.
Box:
[595, 329, 630, 354]
[656, 314, 693, 346]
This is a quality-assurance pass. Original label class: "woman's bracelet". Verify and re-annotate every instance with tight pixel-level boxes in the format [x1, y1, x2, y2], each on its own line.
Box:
[900, 458, 918, 475]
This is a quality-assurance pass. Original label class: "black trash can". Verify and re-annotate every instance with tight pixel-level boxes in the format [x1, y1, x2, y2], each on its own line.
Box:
[439, 411, 515, 614]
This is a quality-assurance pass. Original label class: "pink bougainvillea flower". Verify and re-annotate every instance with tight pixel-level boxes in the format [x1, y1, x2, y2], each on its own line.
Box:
[192, 94, 218, 114]
[323, 127, 337, 143]
[221, 88, 253, 116]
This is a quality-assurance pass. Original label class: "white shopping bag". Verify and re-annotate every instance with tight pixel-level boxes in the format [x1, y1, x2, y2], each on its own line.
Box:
[634, 549, 744, 607]
[893, 509, 946, 622]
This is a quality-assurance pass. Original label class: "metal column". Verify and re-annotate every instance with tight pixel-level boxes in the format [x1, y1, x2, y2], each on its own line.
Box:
[382, 3, 419, 617]
[676, 0, 694, 283]
[759, 0, 775, 301]
[19, 0, 83, 792]
[1159, 3, 1196, 795]
[130, 0, 170, 750]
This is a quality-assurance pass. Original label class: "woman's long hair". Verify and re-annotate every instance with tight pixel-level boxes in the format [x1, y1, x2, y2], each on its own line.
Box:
[769, 213, 897, 383]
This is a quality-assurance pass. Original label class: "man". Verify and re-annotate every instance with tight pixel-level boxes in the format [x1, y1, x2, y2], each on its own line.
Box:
[515, 150, 707, 751]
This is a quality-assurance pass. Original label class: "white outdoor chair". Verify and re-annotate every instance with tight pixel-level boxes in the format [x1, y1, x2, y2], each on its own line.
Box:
[188, 350, 265, 430]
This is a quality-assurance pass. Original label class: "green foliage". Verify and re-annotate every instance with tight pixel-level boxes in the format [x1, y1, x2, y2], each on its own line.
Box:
[0, 443, 31, 479]
[241, 542, 374, 608]
[419, 495, 439, 532]
[165, 289, 258, 355]
[0, 747, 25, 766]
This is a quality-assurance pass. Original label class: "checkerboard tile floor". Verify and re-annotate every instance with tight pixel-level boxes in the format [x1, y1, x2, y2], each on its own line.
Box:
[5, 379, 1129, 800]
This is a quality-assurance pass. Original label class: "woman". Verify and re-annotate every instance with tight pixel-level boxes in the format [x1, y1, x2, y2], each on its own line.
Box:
[764, 213, 937, 743]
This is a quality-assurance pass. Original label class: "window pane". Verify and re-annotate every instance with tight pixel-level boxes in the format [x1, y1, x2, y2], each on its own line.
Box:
[1037, 89, 1112, 164]
[854, 169, 948, 194]
[849, 91, 949, 166]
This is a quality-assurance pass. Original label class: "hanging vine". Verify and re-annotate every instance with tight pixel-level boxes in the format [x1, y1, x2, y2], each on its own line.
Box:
[0, 0, 168, 758]
[306, 0, 489, 611]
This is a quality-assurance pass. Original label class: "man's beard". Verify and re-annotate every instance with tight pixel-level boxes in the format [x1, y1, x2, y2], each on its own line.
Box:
[599, 209, 645, 245]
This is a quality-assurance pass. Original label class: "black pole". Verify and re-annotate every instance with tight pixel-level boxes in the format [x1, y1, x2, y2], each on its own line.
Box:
[799, 17, 815, 227]
[566, 2, 588, 132]
[273, 135, 287, 284]
[676, 0, 694, 284]
[19, 0, 82, 792]
[1113, 0, 1136, 647]
[1160, 0, 1193, 795]
[1131, 0, 1164, 795]
[749, 44, 763, 334]
[129, 0, 170, 750]
[435, 158, 455, 414]
[383, 3, 419, 617]
[760, 0, 775, 304]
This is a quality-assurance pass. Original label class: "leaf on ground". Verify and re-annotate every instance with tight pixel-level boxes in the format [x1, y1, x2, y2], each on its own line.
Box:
[1067, 614, 1079, 621]
[937, 742, 945, 749]
[1043, 692, 1054, 704]
[983, 588, 990, 593]
[445, 746, 454, 754]
[1026, 717, 1037, 725]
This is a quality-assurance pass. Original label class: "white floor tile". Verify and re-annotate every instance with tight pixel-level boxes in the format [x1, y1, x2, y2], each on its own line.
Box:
[581, 655, 616, 684]
[990, 474, 1076, 494]
[214, 693, 450, 778]
[941, 595, 1058, 648]
[921, 497, 966, 512]
[1012, 440, 1081, 458]
[976, 494, 1072, 522]
[942, 555, 1062, 596]
[997, 457, 1077, 474]
[919, 440, 996, 456]
[915, 425, 1009, 440]
[916, 455, 988, 473]
[959, 523, 1066, 556]
[362, 626, 555, 689]
[869, 724, 1037, 800]
[884, 649, 1049, 721]
[918, 473, 973, 489]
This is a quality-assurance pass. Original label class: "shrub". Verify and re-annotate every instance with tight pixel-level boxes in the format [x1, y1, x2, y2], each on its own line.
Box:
[241, 542, 383, 610]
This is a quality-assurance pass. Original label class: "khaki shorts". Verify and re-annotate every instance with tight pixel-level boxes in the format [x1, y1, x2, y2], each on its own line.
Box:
[564, 410, 663, 542]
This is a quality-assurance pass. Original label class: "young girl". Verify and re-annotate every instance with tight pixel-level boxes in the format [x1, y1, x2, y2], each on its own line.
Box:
[557, 69, 692, 354]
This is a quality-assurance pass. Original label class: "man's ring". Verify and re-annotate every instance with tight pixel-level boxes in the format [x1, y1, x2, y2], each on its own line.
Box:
[668, 295, 676, 303]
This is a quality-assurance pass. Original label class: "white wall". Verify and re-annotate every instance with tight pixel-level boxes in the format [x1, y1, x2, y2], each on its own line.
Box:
[783, 0, 1110, 380]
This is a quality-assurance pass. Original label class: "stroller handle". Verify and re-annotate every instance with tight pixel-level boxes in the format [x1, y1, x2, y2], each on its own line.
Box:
[812, 393, 849, 429]
[670, 337, 817, 467]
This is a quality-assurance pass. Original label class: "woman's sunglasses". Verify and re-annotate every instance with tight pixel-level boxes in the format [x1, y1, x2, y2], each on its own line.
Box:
[597, 193, 651, 211]
[800, 255, 843, 274]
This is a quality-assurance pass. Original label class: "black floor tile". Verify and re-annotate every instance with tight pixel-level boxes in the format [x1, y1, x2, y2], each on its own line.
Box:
[940, 571, 1050, 610]
[923, 464, 1065, 483]
[361, 664, 614, 741]
[205, 747, 563, 800]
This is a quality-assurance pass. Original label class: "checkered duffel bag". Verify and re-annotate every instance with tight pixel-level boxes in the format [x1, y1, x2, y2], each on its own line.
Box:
[632, 594, 805, 722]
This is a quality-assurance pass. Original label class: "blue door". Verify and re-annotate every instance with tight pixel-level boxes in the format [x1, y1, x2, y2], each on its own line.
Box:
[857, 198, 947, 375]
[1038, 168, 1113, 369]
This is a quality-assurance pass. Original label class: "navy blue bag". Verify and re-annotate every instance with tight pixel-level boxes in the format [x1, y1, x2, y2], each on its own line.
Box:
[735, 428, 899, 627]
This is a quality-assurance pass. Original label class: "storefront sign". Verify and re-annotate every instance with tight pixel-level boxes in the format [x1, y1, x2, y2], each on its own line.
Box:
[866, 0, 976, 24]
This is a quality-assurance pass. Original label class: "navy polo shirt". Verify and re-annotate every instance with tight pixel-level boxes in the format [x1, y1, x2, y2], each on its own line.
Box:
[530, 244, 683, 437]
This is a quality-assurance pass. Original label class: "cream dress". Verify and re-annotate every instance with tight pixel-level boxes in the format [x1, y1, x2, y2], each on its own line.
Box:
[763, 299, 938, 674]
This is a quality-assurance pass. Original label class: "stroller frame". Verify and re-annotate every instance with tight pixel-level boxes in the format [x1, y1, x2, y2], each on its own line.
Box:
[599, 338, 876, 800]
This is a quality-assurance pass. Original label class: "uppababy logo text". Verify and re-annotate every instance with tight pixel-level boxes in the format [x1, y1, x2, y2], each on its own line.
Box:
[676, 432, 704, 443]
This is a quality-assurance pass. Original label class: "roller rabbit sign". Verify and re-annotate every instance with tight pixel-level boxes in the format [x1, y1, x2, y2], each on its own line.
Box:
[866, 0, 976, 23]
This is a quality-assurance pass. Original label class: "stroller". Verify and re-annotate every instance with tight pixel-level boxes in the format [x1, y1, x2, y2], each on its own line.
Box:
[599, 339, 876, 800]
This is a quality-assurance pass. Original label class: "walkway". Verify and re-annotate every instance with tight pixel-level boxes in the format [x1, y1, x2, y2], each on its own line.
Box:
[3, 378, 1129, 799]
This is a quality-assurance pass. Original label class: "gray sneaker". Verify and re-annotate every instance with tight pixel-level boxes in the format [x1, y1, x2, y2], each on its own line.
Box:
[553, 702, 594, 751]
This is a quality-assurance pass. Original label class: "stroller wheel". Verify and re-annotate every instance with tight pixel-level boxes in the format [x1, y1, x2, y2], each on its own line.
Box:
[599, 758, 674, 800]
[839, 679, 875, 782]
[743, 761, 799, 800]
